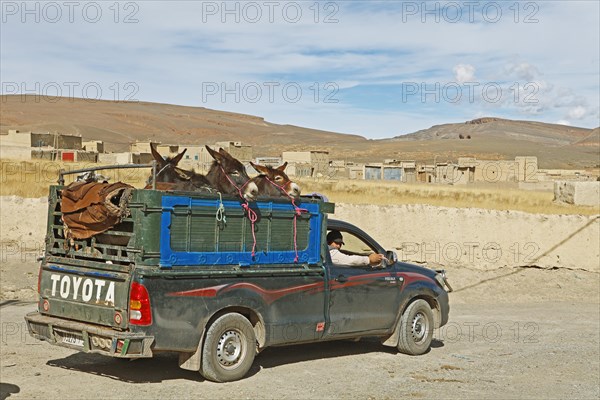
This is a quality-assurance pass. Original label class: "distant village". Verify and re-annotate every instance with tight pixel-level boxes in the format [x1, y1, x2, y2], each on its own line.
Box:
[1, 129, 597, 188]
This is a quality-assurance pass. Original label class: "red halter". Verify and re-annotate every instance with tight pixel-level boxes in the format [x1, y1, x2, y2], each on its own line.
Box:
[219, 166, 258, 257]
[264, 176, 307, 263]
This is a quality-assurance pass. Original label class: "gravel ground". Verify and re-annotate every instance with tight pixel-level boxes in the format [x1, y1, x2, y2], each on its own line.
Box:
[1, 280, 599, 399]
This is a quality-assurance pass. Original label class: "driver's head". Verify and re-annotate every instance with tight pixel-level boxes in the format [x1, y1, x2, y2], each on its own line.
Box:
[327, 230, 345, 246]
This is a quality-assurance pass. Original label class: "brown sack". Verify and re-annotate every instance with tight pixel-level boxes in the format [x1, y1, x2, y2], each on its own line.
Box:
[61, 181, 134, 239]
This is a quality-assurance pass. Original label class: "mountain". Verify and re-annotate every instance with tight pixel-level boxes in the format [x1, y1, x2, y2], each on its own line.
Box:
[1, 96, 598, 169]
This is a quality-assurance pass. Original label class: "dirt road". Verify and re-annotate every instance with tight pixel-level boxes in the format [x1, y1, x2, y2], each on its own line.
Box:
[1, 297, 598, 400]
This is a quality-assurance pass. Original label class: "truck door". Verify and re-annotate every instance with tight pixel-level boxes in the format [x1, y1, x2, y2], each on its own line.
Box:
[325, 229, 400, 335]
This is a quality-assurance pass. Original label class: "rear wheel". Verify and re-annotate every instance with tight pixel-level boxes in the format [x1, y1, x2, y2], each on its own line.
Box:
[200, 313, 256, 382]
[397, 299, 434, 355]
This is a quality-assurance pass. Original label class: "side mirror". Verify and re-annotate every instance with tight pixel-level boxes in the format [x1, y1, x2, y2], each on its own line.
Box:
[386, 250, 398, 265]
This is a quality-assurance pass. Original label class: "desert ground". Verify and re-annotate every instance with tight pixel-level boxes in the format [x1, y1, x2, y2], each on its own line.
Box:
[1, 188, 599, 399]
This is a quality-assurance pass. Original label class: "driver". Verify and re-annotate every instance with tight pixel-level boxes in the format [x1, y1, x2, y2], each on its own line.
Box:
[327, 230, 385, 267]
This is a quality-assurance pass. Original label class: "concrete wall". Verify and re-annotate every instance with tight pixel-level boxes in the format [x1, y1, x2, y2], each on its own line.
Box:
[98, 153, 132, 164]
[75, 151, 98, 162]
[0, 145, 33, 160]
[156, 144, 180, 157]
[3, 195, 597, 274]
[282, 151, 329, 177]
[473, 160, 518, 183]
[516, 156, 538, 182]
[334, 203, 600, 273]
[540, 169, 595, 181]
[1, 131, 32, 147]
[82, 141, 104, 153]
[132, 153, 154, 164]
[348, 166, 364, 180]
[31, 149, 57, 160]
[181, 146, 206, 164]
[55, 134, 82, 150]
[255, 157, 282, 167]
[130, 142, 155, 154]
[554, 181, 600, 207]
[282, 151, 311, 164]
[286, 162, 312, 178]
[519, 181, 555, 192]
[435, 165, 458, 184]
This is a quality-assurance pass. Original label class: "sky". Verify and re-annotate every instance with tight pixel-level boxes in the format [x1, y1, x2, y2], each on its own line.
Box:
[1, 1, 599, 139]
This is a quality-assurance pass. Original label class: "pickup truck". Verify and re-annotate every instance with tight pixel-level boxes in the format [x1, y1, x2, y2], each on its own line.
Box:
[25, 182, 451, 382]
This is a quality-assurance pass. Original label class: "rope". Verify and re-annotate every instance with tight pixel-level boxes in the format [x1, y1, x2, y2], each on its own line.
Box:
[215, 192, 226, 225]
[241, 203, 258, 257]
[147, 163, 171, 186]
[264, 176, 308, 263]
[219, 165, 250, 201]
[219, 166, 257, 257]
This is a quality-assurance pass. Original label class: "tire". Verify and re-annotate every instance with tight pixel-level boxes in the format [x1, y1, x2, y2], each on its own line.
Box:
[397, 299, 434, 355]
[200, 313, 256, 382]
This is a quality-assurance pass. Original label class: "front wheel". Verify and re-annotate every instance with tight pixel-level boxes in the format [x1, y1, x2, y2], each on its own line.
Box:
[397, 299, 434, 355]
[200, 313, 256, 382]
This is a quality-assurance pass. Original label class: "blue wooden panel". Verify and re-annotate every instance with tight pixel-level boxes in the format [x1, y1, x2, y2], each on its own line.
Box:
[383, 167, 401, 180]
[365, 166, 382, 180]
[159, 195, 323, 267]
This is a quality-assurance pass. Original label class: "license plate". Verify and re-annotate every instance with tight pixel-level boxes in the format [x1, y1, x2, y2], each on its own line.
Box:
[62, 334, 84, 347]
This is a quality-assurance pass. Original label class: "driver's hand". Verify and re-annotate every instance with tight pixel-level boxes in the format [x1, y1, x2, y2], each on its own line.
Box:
[368, 253, 385, 265]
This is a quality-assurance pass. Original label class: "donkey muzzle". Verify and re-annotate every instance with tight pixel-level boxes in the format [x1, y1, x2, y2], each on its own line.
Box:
[288, 183, 301, 199]
[243, 182, 259, 202]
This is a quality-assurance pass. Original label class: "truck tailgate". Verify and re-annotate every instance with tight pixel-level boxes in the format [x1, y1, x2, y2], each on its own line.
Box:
[38, 261, 132, 329]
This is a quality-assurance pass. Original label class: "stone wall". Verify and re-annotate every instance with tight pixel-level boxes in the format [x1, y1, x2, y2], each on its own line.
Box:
[554, 181, 600, 206]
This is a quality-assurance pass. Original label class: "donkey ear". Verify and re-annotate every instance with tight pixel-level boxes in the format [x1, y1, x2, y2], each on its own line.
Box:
[171, 148, 187, 165]
[150, 143, 165, 163]
[250, 162, 269, 175]
[218, 147, 234, 159]
[276, 162, 288, 172]
[206, 145, 223, 163]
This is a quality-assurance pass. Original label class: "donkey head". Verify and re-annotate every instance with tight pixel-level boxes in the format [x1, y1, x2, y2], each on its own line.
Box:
[250, 162, 301, 199]
[149, 143, 189, 184]
[206, 146, 258, 202]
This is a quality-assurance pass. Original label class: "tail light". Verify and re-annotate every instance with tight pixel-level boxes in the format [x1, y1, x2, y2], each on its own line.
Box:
[38, 266, 45, 312]
[129, 282, 152, 326]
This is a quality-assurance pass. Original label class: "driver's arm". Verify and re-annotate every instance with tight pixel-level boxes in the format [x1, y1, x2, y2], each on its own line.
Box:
[368, 253, 385, 265]
[330, 248, 370, 266]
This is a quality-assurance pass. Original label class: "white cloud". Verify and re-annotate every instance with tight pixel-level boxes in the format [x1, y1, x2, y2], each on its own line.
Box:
[1, 1, 599, 137]
[567, 106, 587, 120]
[556, 120, 571, 126]
[504, 63, 540, 81]
[453, 64, 475, 83]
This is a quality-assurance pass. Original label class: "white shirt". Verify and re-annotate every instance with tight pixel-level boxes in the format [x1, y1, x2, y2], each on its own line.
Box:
[329, 246, 370, 266]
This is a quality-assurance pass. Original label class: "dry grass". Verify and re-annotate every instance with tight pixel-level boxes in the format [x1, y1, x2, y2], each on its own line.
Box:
[0, 159, 148, 197]
[1, 159, 597, 215]
[298, 178, 600, 216]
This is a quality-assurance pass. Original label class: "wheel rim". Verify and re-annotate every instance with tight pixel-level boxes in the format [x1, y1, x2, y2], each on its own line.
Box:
[216, 329, 246, 369]
[411, 312, 429, 345]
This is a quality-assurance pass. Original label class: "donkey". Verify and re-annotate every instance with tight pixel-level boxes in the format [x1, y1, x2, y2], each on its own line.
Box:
[204, 146, 258, 201]
[146, 144, 211, 191]
[146, 144, 258, 201]
[249, 162, 301, 200]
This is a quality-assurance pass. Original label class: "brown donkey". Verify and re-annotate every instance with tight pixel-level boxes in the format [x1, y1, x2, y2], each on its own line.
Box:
[249, 162, 301, 200]
[147, 144, 258, 201]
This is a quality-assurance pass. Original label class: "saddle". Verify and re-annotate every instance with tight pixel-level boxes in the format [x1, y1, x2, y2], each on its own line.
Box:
[60, 181, 134, 240]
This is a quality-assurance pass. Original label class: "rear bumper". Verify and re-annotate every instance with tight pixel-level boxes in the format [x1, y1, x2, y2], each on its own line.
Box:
[25, 311, 154, 358]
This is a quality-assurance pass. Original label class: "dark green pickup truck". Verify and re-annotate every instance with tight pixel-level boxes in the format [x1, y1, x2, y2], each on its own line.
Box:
[25, 185, 451, 382]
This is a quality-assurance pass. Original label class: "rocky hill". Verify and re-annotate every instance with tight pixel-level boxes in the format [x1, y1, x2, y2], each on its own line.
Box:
[1, 96, 598, 168]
